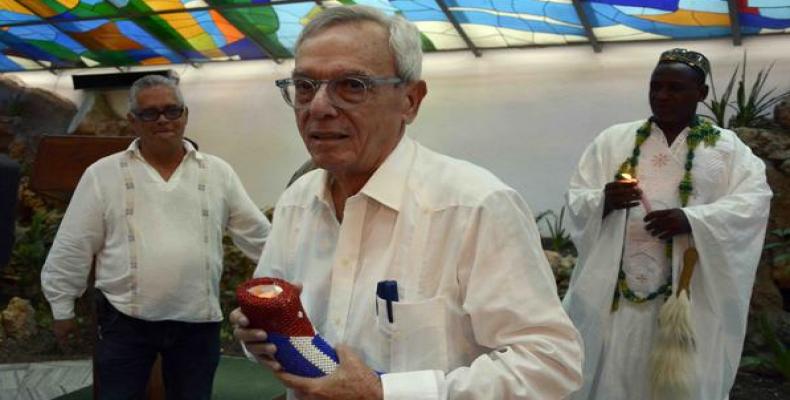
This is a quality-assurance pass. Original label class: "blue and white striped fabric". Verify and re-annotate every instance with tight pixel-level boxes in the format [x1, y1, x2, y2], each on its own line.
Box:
[267, 332, 339, 378]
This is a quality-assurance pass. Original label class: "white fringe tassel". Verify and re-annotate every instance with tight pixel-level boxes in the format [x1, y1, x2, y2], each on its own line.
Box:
[650, 290, 696, 400]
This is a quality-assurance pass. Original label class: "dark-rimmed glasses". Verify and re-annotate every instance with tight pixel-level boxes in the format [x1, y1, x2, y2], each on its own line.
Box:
[133, 106, 185, 122]
[275, 75, 402, 109]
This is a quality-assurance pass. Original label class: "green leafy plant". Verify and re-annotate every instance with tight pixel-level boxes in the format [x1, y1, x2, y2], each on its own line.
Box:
[740, 314, 790, 381]
[8, 209, 63, 293]
[703, 52, 790, 129]
[535, 206, 575, 255]
[765, 228, 790, 265]
[218, 234, 257, 353]
[729, 53, 790, 128]
[703, 64, 739, 128]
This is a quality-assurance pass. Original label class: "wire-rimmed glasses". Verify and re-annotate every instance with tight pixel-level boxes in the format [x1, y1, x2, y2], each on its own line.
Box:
[275, 75, 402, 109]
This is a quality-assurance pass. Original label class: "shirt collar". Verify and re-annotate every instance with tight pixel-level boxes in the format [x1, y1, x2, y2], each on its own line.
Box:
[360, 136, 414, 212]
[316, 136, 414, 213]
[650, 122, 690, 150]
[125, 138, 202, 161]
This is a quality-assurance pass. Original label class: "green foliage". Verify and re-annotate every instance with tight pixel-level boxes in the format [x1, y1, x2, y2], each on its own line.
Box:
[741, 314, 790, 381]
[765, 228, 790, 266]
[8, 209, 63, 293]
[219, 234, 257, 350]
[5, 209, 64, 329]
[703, 52, 790, 129]
[535, 206, 575, 255]
[703, 65, 738, 128]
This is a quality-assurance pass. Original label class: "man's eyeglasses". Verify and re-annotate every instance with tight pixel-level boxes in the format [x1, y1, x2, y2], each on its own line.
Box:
[133, 106, 185, 122]
[275, 75, 402, 110]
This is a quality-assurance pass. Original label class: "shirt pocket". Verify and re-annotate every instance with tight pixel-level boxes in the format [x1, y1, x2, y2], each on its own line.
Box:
[375, 295, 449, 373]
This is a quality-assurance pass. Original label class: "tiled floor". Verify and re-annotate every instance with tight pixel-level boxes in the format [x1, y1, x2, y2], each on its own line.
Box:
[0, 360, 91, 400]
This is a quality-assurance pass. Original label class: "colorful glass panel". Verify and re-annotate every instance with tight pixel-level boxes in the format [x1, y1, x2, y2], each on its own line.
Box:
[0, 0, 787, 72]
[0, 39, 43, 70]
[583, 0, 732, 41]
[130, 10, 269, 61]
[54, 18, 185, 65]
[0, 23, 88, 67]
[739, 0, 790, 34]
[0, 0, 42, 25]
[443, 0, 587, 47]
[211, 0, 466, 54]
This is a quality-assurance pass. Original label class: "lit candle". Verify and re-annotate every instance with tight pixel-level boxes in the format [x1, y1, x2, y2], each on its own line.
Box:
[248, 284, 283, 299]
[616, 173, 652, 213]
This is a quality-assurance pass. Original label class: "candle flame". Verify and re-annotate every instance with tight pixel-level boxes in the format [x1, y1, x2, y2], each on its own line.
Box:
[248, 284, 283, 299]
[617, 173, 637, 183]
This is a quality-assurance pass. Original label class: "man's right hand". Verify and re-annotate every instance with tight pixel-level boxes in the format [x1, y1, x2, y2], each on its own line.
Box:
[603, 180, 642, 218]
[52, 318, 78, 350]
[230, 308, 281, 371]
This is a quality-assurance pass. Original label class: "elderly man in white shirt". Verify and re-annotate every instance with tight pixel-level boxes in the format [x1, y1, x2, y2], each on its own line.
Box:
[41, 75, 270, 400]
[231, 6, 582, 400]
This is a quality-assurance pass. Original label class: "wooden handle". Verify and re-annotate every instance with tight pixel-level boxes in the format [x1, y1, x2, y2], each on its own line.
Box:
[678, 247, 698, 294]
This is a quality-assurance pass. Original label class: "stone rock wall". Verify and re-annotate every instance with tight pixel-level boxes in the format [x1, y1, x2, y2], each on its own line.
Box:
[736, 99, 790, 353]
[1, 297, 37, 340]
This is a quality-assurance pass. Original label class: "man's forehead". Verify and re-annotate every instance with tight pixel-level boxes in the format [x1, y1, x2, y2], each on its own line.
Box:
[136, 86, 179, 102]
[651, 63, 700, 80]
[294, 22, 393, 71]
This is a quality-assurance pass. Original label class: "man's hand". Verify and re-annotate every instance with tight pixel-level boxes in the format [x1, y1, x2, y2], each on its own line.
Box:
[52, 318, 78, 350]
[644, 208, 691, 240]
[277, 345, 383, 400]
[231, 282, 303, 371]
[603, 180, 642, 218]
[230, 308, 281, 370]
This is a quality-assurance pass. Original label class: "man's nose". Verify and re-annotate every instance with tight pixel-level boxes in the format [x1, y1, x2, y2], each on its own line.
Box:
[307, 84, 339, 117]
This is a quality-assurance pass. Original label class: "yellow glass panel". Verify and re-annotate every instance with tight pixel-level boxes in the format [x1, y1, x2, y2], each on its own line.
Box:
[641, 10, 730, 27]
[140, 56, 171, 65]
[0, 0, 36, 15]
[188, 32, 215, 50]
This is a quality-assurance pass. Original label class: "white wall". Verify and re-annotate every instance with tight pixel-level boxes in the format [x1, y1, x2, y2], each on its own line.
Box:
[10, 35, 790, 214]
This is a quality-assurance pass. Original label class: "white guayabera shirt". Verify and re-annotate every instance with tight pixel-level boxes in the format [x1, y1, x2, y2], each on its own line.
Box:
[42, 139, 270, 322]
[256, 136, 583, 400]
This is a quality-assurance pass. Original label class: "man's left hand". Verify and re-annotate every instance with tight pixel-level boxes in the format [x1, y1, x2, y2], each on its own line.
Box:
[276, 345, 382, 400]
[644, 208, 691, 240]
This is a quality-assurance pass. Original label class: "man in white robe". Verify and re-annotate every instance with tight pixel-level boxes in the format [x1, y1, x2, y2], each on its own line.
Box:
[563, 49, 772, 400]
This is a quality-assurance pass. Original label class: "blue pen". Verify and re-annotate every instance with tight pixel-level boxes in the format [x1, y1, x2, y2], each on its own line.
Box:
[376, 280, 399, 323]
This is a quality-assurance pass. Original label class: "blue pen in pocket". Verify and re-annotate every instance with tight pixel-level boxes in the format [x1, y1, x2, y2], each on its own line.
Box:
[376, 280, 399, 323]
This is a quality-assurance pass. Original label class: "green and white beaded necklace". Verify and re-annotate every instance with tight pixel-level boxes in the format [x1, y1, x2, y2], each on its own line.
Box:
[611, 116, 719, 310]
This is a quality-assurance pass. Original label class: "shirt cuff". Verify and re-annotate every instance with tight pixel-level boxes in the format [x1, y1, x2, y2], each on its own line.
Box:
[381, 370, 444, 400]
[50, 300, 75, 320]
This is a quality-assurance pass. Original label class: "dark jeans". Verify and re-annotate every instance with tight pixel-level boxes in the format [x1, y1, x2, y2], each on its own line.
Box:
[95, 293, 221, 400]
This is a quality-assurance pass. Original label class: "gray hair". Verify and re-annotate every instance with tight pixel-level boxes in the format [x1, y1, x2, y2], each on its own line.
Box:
[128, 74, 183, 111]
[295, 5, 423, 82]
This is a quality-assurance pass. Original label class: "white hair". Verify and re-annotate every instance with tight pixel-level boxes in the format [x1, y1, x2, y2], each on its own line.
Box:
[295, 5, 423, 82]
[128, 74, 183, 111]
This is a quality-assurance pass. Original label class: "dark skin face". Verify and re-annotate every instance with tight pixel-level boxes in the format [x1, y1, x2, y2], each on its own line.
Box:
[649, 62, 708, 143]
[603, 62, 706, 239]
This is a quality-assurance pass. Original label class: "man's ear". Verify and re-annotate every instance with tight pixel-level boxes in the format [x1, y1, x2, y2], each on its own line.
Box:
[402, 80, 427, 125]
[698, 84, 709, 102]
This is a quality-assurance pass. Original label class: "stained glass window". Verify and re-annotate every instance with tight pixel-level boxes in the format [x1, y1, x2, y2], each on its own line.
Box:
[442, 0, 587, 47]
[0, 0, 786, 72]
[583, 0, 733, 41]
[740, 0, 790, 34]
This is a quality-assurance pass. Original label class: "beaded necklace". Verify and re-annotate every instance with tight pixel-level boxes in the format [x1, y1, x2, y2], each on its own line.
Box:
[611, 116, 719, 310]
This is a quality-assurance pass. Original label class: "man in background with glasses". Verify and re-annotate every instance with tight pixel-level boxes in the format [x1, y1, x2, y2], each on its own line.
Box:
[231, 5, 582, 399]
[41, 74, 270, 399]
